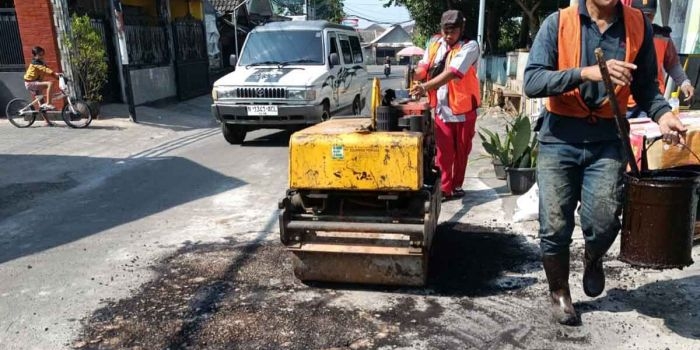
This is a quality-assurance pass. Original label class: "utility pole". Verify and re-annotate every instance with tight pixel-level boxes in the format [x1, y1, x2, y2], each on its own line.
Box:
[477, 0, 485, 50]
[111, 0, 137, 122]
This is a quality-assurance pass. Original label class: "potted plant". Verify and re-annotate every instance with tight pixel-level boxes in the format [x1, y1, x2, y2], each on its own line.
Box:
[478, 126, 511, 180]
[64, 14, 108, 117]
[504, 114, 538, 194]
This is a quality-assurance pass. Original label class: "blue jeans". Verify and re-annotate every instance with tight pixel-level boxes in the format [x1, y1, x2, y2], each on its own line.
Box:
[537, 141, 626, 256]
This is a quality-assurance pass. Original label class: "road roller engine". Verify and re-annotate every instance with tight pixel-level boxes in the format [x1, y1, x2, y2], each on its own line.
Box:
[278, 80, 441, 286]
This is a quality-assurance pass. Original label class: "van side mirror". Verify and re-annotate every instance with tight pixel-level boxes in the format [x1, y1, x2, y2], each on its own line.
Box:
[329, 53, 340, 67]
[229, 54, 238, 68]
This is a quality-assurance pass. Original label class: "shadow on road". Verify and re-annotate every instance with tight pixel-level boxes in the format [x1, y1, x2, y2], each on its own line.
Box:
[306, 223, 541, 297]
[0, 154, 245, 264]
[577, 275, 700, 340]
[427, 222, 541, 296]
[241, 130, 293, 148]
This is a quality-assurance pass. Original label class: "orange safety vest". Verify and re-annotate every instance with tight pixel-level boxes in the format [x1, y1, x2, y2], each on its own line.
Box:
[546, 5, 645, 118]
[426, 38, 481, 115]
[628, 35, 669, 107]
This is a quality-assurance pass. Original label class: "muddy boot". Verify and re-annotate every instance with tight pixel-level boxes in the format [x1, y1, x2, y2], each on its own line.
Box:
[542, 253, 579, 326]
[583, 247, 605, 297]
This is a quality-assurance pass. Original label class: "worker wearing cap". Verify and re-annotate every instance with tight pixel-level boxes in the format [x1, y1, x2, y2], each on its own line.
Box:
[627, 0, 695, 118]
[410, 10, 481, 201]
[524, 0, 686, 326]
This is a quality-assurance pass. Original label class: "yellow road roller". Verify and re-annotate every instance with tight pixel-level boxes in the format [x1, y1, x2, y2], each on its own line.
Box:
[278, 81, 440, 286]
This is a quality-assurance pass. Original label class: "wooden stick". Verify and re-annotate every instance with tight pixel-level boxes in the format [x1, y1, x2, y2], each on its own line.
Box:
[594, 48, 641, 177]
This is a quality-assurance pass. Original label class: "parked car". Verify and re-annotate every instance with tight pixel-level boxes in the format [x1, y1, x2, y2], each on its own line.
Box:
[211, 20, 369, 144]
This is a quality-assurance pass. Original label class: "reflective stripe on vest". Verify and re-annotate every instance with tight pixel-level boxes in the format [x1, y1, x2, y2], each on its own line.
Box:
[427, 39, 481, 115]
[546, 5, 645, 118]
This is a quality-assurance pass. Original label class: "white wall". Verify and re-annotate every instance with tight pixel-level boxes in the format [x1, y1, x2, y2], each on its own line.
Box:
[682, 0, 699, 53]
[130, 65, 177, 105]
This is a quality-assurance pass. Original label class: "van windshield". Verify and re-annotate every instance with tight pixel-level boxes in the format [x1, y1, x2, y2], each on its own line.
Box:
[239, 30, 324, 66]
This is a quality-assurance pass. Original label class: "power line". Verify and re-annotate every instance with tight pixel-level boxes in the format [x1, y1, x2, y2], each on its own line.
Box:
[343, 4, 408, 20]
[345, 12, 413, 26]
[343, 6, 412, 25]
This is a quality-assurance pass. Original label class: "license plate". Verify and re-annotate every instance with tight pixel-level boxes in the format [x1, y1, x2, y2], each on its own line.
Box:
[246, 105, 278, 116]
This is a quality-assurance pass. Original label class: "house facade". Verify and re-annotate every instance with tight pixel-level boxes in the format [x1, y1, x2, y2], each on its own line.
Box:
[0, 0, 217, 114]
[364, 24, 413, 65]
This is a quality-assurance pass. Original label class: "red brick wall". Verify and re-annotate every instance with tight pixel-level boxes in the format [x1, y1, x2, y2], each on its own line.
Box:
[15, 0, 64, 109]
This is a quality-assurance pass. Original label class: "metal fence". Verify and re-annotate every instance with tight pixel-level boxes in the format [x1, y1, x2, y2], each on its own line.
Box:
[0, 9, 24, 71]
[124, 21, 170, 67]
[172, 19, 207, 61]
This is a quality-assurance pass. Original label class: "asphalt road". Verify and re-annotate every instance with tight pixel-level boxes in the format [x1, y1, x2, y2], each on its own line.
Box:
[0, 66, 406, 348]
[1, 65, 699, 349]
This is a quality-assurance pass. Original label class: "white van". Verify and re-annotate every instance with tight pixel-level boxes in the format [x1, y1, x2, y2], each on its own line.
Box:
[211, 21, 369, 144]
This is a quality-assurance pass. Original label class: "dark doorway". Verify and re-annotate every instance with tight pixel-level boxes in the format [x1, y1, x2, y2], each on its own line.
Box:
[0, 0, 24, 72]
[172, 16, 209, 100]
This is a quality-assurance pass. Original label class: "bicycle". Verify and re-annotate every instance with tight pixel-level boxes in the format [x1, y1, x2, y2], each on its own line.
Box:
[4, 74, 92, 128]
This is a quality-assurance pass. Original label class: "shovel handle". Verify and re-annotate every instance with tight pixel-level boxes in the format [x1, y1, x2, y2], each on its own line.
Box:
[594, 48, 641, 177]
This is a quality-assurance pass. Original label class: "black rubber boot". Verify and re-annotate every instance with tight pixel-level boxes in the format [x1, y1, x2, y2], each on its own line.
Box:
[583, 247, 605, 297]
[542, 253, 579, 326]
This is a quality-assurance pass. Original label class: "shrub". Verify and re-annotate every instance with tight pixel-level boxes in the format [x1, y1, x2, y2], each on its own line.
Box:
[479, 113, 539, 169]
[507, 113, 538, 168]
[65, 14, 108, 102]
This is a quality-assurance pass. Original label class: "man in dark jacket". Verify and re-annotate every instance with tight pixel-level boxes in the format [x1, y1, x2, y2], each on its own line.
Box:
[524, 0, 686, 326]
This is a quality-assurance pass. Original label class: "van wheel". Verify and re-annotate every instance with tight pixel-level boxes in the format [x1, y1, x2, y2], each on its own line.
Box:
[321, 101, 331, 121]
[352, 96, 362, 115]
[222, 124, 246, 145]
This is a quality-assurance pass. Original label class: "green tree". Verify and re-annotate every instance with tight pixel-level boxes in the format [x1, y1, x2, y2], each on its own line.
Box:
[64, 14, 108, 102]
[313, 0, 345, 23]
[271, 0, 305, 15]
[385, 0, 561, 53]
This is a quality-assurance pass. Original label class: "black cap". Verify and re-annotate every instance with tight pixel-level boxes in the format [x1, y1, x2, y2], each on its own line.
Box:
[440, 10, 464, 27]
[630, 0, 657, 14]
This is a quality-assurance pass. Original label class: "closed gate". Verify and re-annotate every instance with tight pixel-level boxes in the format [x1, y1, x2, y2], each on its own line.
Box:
[90, 17, 121, 103]
[0, 8, 24, 71]
[172, 18, 209, 100]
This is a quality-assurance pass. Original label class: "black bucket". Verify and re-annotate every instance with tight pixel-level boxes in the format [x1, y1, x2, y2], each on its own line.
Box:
[620, 169, 700, 269]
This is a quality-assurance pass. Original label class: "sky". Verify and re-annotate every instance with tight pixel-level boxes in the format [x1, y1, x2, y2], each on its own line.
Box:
[342, 0, 412, 29]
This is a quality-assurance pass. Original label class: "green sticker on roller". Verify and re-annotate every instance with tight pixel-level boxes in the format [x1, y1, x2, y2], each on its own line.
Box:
[332, 145, 344, 160]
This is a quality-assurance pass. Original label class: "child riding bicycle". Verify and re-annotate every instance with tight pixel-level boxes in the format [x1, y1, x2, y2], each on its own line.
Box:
[24, 46, 61, 113]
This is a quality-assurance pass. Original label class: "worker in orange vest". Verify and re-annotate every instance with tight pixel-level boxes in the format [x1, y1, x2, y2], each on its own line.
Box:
[524, 0, 686, 326]
[410, 10, 481, 201]
[626, 0, 695, 118]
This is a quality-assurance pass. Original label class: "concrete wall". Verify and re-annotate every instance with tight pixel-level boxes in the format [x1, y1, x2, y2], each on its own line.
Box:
[0, 72, 28, 117]
[130, 65, 177, 105]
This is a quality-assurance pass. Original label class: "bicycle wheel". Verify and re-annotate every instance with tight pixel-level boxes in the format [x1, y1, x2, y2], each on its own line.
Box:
[62, 100, 92, 128]
[5, 98, 36, 128]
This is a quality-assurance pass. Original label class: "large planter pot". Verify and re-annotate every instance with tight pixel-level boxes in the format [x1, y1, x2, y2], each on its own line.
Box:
[492, 158, 507, 180]
[506, 167, 537, 195]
